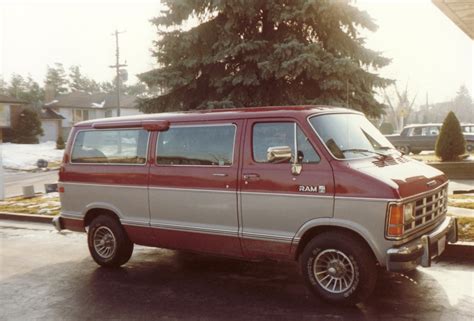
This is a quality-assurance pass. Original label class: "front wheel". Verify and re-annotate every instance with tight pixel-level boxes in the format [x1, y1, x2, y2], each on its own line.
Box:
[88, 215, 134, 267]
[467, 144, 473, 153]
[300, 232, 377, 305]
[397, 145, 410, 154]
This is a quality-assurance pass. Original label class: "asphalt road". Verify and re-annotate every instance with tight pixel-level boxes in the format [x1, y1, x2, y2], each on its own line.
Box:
[3, 169, 58, 197]
[1, 220, 473, 321]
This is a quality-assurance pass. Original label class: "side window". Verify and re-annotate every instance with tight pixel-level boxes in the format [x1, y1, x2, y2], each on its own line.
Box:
[71, 129, 148, 164]
[156, 124, 236, 166]
[429, 126, 439, 136]
[410, 127, 422, 136]
[252, 122, 320, 164]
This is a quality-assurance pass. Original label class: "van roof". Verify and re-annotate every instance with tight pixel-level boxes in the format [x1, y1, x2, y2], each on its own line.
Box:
[76, 105, 361, 127]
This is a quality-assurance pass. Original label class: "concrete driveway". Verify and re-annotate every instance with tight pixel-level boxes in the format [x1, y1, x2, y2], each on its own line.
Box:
[1, 220, 473, 321]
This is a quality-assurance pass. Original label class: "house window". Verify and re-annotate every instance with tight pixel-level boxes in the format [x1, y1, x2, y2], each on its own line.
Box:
[73, 109, 90, 123]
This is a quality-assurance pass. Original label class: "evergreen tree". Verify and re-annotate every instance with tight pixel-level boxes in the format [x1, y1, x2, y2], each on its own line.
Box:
[0, 77, 8, 95]
[69, 65, 101, 93]
[435, 111, 466, 161]
[12, 109, 44, 144]
[138, 0, 392, 115]
[8, 74, 26, 99]
[6, 74, 44, 106]
[45, 63, 69, 95]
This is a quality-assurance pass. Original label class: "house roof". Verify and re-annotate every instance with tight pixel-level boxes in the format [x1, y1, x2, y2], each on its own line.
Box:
[44, 91, 137, 109]
[39, 107, 65, 120]
[0, 94, 27, 104]
[433, 0, 474, 39]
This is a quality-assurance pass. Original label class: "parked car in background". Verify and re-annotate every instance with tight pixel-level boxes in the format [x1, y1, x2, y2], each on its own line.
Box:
[385, 123, 474, 154]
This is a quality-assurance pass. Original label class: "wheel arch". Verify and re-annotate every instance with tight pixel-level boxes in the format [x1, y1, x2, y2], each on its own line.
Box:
[84, 207, 122, 227]
[292, 220, 384, 265]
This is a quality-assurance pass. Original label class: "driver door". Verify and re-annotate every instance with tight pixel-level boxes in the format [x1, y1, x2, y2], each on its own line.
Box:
[239, 118, 334, 260]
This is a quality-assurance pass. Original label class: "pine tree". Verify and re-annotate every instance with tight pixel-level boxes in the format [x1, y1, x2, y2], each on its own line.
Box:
[69, 65, 101, 93]
[138, 0, 392, 116]
[435, 111, 466, 161]
[45, 63, 69, 95]
[12, 109, 44, 144]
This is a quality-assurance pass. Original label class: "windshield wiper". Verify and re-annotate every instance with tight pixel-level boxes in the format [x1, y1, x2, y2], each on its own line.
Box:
[340, 148, 388, 159]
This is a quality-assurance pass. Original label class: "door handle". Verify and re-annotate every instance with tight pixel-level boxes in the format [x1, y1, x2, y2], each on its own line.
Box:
[213, 173, 228, 177]
[243, 173, 260, 181]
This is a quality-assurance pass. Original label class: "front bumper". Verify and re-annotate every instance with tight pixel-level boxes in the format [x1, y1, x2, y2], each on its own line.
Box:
[386, 216, 458, 272]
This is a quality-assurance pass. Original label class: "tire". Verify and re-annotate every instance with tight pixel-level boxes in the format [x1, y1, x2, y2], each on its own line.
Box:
[397, 145, 410, 154]
[87, 215, 134, 267]
[299, 232, 377, 305]
[467, 144, 473, 153]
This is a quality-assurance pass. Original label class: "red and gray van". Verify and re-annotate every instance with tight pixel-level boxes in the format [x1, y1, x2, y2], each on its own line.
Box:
[53, 106, 458, 304]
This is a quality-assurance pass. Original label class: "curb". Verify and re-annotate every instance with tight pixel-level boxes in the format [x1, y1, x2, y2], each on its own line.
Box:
[443, 242, 474, 259]
[0, 212, 54, 224]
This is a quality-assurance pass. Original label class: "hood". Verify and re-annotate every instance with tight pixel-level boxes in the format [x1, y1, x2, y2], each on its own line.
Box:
[349, 156, 447, 199]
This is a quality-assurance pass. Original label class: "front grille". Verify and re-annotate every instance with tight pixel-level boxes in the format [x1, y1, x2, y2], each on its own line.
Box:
[404, 186, 448, 234]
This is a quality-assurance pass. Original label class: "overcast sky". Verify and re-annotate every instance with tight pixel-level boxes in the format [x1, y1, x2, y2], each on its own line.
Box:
[0, 0, 472, 105]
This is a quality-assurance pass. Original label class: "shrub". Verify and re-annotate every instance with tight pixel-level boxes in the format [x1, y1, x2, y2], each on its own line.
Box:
[435, 111, 466, 161]
[12, 109, 44, 144]
[56, 136, 65, 150]
[379, 122, 395, 135]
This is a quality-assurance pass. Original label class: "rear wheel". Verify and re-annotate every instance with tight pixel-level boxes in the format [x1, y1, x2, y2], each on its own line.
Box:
[88, 215, 134, 267]
[467, 144, 473, 153]
[300, 232, 377, 305]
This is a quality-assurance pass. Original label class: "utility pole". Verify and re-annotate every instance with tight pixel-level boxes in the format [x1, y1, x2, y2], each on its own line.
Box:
[109, 30, 127, 117]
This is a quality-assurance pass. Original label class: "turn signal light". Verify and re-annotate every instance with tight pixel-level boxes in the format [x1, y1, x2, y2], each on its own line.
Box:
[387, 204, 404, 237]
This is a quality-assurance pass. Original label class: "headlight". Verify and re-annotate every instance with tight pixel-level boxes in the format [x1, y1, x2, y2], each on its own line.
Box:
[403, 203, 415, 224]
[387, 202, 416, 238]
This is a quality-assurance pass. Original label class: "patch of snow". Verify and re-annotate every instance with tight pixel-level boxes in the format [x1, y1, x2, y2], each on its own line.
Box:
[91, 100, 105, 108]
[42, 192, 59, 199]
[1, 142, 64, 170]
[45, 100, 59, 106]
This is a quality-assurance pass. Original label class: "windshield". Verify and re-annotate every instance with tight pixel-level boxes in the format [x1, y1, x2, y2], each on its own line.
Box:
[309, 113, 396, 159]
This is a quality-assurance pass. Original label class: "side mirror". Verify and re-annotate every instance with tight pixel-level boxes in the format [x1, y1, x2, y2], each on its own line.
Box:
[266, 146, 292, 163]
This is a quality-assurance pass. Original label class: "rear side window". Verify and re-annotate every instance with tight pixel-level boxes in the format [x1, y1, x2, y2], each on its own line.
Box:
[71, 129, 148, 164]
[156, 124, 236, 166]
[253, 122, 320, 163]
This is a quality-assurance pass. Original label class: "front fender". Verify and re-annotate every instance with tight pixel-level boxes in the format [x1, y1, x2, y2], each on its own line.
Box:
[291, 218, 386, 265]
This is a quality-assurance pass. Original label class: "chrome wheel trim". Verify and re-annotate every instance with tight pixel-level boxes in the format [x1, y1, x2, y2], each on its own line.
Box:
[398, 146, 408, 153]
[93, 226, 116, 259]
[313, 249, 355, 294]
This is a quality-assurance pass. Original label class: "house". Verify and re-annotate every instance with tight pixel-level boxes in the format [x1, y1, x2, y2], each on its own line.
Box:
[0, 94, 28, 142]
[433, 0, 474, 40]
[43, 91, 143, 139]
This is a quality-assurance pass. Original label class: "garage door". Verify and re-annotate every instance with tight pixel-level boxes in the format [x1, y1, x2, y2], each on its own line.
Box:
[40, 120, 58, 142]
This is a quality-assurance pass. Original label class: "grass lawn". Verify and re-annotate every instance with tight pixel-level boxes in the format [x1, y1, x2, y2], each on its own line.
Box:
[457, 216, 474, 242]
[0, 193, 60, 216]
[448, 194, 474, 210]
